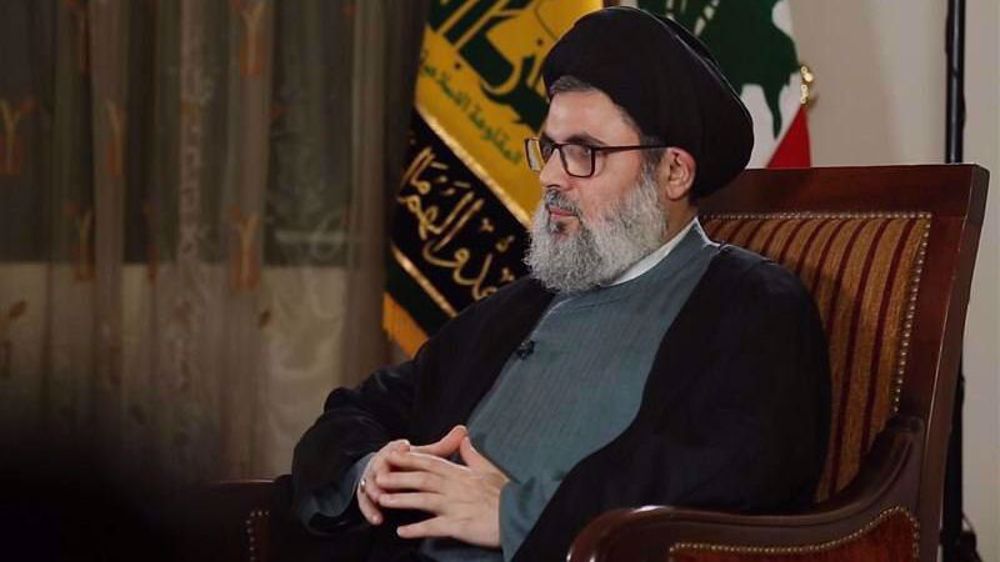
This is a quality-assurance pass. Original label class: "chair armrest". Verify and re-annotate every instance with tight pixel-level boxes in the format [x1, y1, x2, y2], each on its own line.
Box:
[180, 479, 275, 562]
[182, 476, 373, 562]
[568, 416, 924, 562]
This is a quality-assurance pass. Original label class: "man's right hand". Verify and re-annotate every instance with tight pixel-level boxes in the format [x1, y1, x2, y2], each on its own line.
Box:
[357, 425, 468, 525]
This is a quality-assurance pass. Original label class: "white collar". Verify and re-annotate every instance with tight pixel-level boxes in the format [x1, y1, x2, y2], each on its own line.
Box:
[606, 218, 698, 286]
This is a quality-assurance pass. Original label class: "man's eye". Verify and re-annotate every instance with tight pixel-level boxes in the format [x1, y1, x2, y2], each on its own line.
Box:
[539, 140, 555, 158]
[562, 144, 591, 160]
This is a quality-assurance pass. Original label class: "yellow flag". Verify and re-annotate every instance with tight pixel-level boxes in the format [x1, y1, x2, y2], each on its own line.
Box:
[386, 1, 603, 356]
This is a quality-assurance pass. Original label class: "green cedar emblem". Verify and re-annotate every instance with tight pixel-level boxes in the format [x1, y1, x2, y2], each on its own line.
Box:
[638, 0, 799, 138]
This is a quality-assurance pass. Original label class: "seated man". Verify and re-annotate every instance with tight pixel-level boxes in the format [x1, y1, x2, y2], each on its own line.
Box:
[292, 7, 831, 562]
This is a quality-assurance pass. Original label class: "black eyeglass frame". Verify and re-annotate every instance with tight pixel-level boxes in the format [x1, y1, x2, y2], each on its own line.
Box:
[524, 137, 669, 178]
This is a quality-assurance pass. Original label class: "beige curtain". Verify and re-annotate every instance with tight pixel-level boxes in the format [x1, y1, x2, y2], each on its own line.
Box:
[0, 0, 426, 485]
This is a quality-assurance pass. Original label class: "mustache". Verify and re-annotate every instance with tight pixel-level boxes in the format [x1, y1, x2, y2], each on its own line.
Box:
[543, 190, 580, 216]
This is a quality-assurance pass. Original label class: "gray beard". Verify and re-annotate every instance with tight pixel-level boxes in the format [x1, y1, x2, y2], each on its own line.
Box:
[525, 169, 667, 293]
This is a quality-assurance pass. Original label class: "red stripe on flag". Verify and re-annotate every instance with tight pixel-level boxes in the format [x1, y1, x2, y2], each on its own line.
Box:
[768, 107, 811, 168]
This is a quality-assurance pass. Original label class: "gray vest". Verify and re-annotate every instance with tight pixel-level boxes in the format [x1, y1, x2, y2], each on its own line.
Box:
[425, 221, 718, 561]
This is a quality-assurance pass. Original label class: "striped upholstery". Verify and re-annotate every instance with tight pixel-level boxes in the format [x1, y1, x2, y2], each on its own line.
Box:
[702, 213, 931, 501]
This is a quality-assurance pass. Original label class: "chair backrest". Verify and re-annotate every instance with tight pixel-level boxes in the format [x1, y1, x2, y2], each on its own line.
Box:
[698, 165, 987, 556]
[702, 211, 929, 502]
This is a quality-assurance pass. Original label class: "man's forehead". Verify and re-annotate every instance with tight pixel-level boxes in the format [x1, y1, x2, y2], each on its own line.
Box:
[542, 91, 636, 144]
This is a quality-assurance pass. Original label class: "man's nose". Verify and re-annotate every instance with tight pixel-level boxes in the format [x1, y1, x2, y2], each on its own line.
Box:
[538, 150, 569, 190]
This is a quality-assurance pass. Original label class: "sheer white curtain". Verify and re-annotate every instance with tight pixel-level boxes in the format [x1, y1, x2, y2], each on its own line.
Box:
[0, 0, 426, 485]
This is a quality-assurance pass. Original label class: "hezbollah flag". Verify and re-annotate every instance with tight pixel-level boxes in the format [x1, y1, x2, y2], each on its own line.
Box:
[625, 0, 813, 167]
[385, 0, 603, 356]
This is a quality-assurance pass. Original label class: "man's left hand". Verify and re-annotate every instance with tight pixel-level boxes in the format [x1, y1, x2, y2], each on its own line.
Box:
[376, 436, 509, 548]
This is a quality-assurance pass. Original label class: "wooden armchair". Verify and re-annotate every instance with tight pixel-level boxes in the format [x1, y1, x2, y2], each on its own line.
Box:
[569, 164, 988, 562]
[194, 165, 988, 562]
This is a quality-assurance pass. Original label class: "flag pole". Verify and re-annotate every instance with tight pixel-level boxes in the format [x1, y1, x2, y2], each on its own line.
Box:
[941, 0, 980, 560]
[945, 0, 966, 163]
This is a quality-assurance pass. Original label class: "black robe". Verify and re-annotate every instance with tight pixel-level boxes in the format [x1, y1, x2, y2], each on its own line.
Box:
[292, 245, 831, 562]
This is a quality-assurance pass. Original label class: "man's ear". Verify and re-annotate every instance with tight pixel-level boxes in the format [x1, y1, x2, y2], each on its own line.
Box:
[658, 147, 696, 201]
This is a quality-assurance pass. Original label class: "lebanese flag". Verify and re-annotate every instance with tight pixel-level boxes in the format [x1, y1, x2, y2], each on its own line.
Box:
[619, 0, 811, 167]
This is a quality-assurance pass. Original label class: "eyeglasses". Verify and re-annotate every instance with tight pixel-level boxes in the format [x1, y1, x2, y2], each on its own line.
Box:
[524, 137, 668, 178]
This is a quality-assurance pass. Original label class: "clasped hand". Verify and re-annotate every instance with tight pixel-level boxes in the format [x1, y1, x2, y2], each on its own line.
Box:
[356, 426, 509, 548]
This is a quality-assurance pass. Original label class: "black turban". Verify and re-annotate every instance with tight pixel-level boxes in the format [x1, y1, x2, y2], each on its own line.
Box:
[542, 6, 753, 198]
